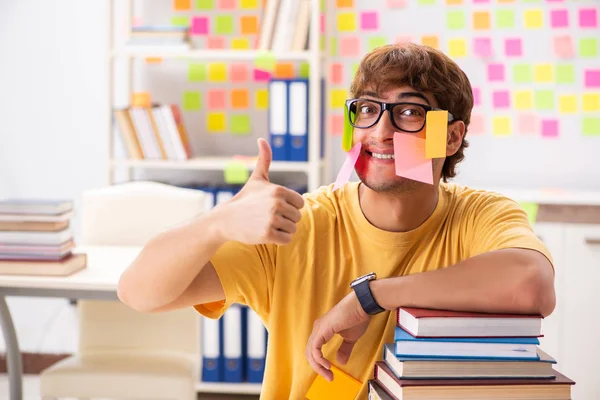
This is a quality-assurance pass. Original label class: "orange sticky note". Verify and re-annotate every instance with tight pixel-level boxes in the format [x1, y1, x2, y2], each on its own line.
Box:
[131, 92, 151, 107]
[274, 62, 295, 78]
[231, 89, 250, 109]
[240, 15, 258, 34]
[306, 365, 362, 400]
[173, 0, 191, 10]
[425, 110, 448, 158]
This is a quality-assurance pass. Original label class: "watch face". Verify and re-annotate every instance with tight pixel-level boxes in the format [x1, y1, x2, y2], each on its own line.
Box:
[351, 272, 376, 287]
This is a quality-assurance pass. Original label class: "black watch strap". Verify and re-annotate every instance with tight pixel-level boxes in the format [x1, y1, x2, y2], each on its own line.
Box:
[353, 279, 385, 315]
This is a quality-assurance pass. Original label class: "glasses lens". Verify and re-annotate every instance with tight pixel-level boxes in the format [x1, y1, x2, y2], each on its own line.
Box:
[392, 104, 427, 132]
[350, 100, 381, 128]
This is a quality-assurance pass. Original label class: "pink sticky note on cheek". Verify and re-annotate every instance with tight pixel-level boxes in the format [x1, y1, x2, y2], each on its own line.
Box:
[333, 142, 362, 192]
[393, 133, 434, 185]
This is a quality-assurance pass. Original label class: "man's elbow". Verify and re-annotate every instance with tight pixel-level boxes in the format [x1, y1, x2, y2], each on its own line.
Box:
[520, 259, 556, 318]
[117, 275, 154, 313]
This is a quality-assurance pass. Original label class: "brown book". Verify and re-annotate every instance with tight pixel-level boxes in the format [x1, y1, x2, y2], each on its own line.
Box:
[0, 220, 69, 232]
[114, 109, 144, 159]
[374, 361, 574, 400]
[0, 253, 87, 276]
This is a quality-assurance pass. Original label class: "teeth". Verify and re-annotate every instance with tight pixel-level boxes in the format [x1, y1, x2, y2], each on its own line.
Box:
[371, 152, 395, 159]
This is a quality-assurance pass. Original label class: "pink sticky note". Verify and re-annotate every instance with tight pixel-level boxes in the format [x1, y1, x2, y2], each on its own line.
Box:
[387, 0, 407, 7]
[320, 14, 325, 33]
[541, 119, 559, 138]
[360, 11, 379, 30]
[473, 0, 490, 3]
[333, 142, 361, 192]
[553, 35, 574, 58]
[393, 133, 433, 185]
[218, 0, 236, 8]
[339, 36, 361, 57]
[518, 114, 538, 135]
[487, 63, 505, 81]
[395, 35, 412, 43]
[230, 63, 249, 82]
[585, 69, 600, 88]
[550, 9, 569, 28]
[472, 87, 481, 106]
[579, 8, 598, 28]
[468, 114, 485, 136]
[474, 38, 493, 58]
[331, 63, 344, 84]
[505, 38, 522, 56]
[493, 90, 510, 108]
[191, 17, 209, 35]
[330, 114, 344, 136]
[207, 89, 226, 109]
[207, 36, 226, 49]
[253, 68, 271, 82]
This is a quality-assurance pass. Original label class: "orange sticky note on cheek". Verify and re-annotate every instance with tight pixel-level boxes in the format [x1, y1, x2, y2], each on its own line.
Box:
[306, 365, 362, 400]
[425, 110, 448, 158]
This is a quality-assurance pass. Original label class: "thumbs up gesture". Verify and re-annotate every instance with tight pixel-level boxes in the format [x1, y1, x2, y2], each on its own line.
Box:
[214, 139, 305, 246]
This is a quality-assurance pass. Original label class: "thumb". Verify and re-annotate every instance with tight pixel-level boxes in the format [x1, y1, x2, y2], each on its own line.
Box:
[250, 138, 272, 181]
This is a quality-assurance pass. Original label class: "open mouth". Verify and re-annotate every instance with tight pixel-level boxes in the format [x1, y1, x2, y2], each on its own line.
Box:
[366, 150, 395, 160]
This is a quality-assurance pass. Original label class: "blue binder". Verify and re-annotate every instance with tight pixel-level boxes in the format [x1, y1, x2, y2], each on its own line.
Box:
[287, 79, 309, 161]
[245, 307, 267, 383]
[223, 304, 243, 382]
[268, 79, 288, 161]
[201, 316, 223, 382]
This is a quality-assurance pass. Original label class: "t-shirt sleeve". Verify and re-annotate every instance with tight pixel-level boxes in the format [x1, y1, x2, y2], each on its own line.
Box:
[193, 240, 277, 321]
[465, 194, 554, 269]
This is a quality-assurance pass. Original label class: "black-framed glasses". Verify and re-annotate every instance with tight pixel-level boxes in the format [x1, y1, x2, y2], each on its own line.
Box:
[345, 98, 456, 133]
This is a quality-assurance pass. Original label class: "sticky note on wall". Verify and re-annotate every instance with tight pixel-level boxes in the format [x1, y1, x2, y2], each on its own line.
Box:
[342, 102, 353, 151]
[519, 202, 539, 225]
[224, 161, 249, 184]
[425, 110, 448, 158]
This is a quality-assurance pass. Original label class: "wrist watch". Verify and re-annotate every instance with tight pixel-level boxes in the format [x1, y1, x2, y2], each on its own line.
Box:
[350, 272, 386, 315]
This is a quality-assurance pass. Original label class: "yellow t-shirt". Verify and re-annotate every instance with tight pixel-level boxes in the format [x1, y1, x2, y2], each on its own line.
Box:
[194, 181, 553, 400]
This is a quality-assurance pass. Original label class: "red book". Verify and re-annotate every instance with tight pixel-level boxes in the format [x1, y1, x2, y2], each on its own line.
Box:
[397, 307, 543, 338]
[374, 361, 574, 400]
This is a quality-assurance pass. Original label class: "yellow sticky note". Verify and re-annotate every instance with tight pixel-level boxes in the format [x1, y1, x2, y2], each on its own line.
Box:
[306, 365, 362, 400]
[208, 63, 227, 82]
[425, 110, 448, 158]
[131, 92, 151, 107]
[255, 89, 269, 109]
[583, 93, 600, 112]
[559, 95, 577, 114]
[493, 116, 511, 136]
[231, 38, 250, 49]
[534, 64, 554, 83]
[524, 9, 543, 29]
[330, 89, 348, 109]
[448, 38, 467, 57]
[240, 0, 258, 8]
[337, 12, 356, 32]
[514, 90, 533, 110]
[421, 35, 439, 49]
[207, 112, 226, 133]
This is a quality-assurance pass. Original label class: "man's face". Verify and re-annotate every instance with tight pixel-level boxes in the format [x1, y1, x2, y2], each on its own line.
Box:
[352, 86, 445, 194]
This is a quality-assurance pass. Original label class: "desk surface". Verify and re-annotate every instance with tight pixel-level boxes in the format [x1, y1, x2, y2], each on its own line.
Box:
[0, 246, 141, 292]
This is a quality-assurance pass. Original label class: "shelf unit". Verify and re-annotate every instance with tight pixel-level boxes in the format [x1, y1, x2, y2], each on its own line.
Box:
[107, 0, 328, 193]
[106, 0, 327, 396]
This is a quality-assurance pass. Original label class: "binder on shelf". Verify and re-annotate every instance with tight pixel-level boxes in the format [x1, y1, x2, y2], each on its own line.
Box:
[287, 79, 309, 162]
[268, 80, 288, 161]
[246, 307, 267, 383]
[201, 315, 222, 382]
[223, 304, 244, 382]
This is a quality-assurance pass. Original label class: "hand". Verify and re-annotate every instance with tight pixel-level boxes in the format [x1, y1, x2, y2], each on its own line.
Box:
[214, 138, 305, 245]
[305, 291, 370, 382]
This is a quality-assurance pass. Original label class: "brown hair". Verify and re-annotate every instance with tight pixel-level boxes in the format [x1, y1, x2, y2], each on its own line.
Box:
[350, 42, 474, 182]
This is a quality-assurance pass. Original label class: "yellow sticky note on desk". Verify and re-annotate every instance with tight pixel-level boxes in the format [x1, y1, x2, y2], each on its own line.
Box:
[306, 365, 362, 400]
[425, 110, 448, 158]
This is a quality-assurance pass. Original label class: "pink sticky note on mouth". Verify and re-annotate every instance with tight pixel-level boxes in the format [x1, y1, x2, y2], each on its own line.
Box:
[333, 142, 361, 192]
[393, 133, 433, 185]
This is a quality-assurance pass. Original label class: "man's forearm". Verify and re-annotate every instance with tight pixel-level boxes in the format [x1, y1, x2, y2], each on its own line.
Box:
[370, 248, 556, 317]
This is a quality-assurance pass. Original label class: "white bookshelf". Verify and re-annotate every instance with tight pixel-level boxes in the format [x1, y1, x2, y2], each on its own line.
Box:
[107, 0, 327, 396]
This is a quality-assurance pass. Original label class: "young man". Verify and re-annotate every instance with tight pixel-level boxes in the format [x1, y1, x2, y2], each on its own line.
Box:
[117, 43, 555, 399]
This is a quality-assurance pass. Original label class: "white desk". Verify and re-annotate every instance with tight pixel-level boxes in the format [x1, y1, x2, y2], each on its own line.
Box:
[0, 245, 142, 400]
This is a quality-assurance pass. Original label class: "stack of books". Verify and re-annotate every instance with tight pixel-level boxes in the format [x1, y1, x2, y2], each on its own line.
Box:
[368, 307, 575, 400]
[0, 199, 86, 276]
[126, 25, 192, 50]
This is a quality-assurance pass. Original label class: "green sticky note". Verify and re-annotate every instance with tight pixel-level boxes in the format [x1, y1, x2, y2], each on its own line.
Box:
[196, 0, 214, 9]
[535, 90, 555, 111]
[299, 62, 310, 78]
[368, 36, 387, 51]
[330, 37, 338, 57]
[519, 202, 539, 225]
[255, 51, 276, 72]
[224, 161, 249, 184]
[342, 103, 353, 151]
[579, 38, 598, 57]
[188, 64, 206, 82]
[171, 16, 189, 27]
[513, 64, 533, 83]
[418, 0, 436, 4]
[583, 117, 600, 136]
[183, 91, 201, 111]
[496, 10, 515, 28]
[320, 36, 326, 52]
[556, 64, 575, 84]
[351, 63, 359, 77]
[447, 11, 465, 30]
[230, 114, 251, 135]
[215, 15, 234, 34]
